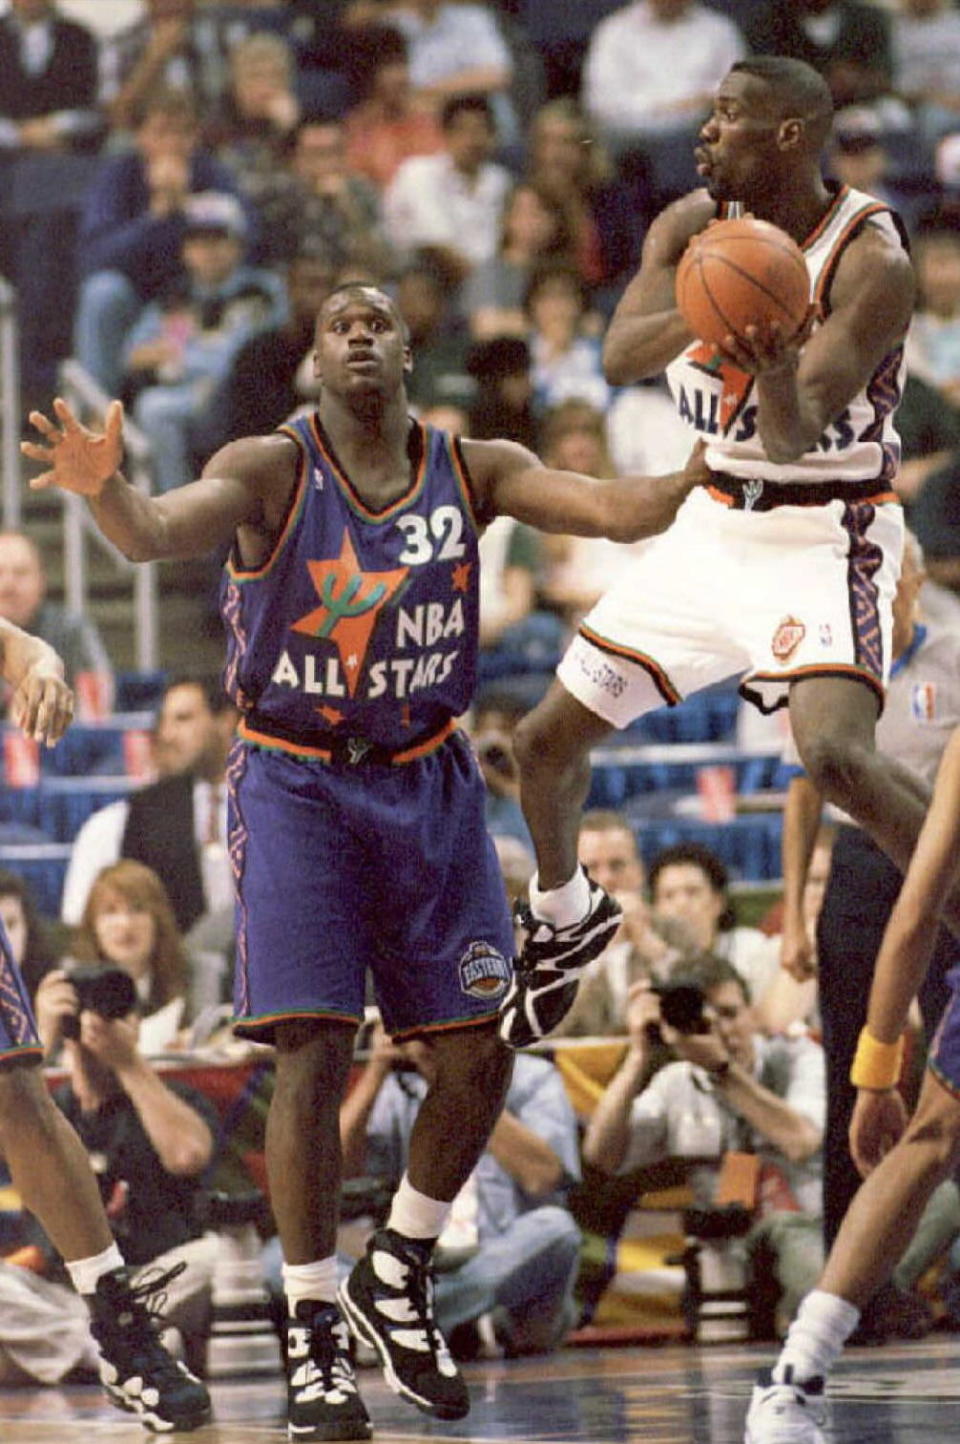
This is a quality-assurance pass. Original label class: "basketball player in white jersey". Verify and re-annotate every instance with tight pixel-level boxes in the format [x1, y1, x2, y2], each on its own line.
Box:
[498, 56, 932, 1049]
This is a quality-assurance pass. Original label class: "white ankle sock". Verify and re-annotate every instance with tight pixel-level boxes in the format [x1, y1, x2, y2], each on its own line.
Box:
[773, 1289, 860, 1383]
[66, 1242, 125, 1296]
[387, 1174, 450, 1241]
[529, 868, 591, 930]
[282, 1256, 339, 1313]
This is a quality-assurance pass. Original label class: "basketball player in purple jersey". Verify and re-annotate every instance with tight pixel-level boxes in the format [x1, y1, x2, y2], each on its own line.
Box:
[22, 280, 706, 1441]
[0, 618, 210, 1432]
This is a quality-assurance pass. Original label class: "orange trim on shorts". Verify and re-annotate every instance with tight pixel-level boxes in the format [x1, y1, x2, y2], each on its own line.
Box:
[578, 624, 681, 706]
[236, 716, 455, 764]
[391, 1012, 499, 1042]
[233, 1009, 363, 1034]
[0, 1043, 43, 1066]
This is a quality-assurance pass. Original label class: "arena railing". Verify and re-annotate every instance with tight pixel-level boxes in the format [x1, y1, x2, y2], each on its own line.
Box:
[0, 276, 21, 531]
[56, 358, 159, 673]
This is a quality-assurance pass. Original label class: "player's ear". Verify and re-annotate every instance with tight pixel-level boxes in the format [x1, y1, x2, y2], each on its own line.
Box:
[777, 116, 804, 152]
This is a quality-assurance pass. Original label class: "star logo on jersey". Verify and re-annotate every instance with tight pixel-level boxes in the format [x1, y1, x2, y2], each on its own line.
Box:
[687, 340, 754, 434]
[451, 561, 472, 593]
[292, 530, 409, 696]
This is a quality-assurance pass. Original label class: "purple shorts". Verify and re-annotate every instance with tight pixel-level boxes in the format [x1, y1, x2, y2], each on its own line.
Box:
[0, 917, 41, 1067]
[228, 730, 514, 1042]
[928, 966, 960, 1096]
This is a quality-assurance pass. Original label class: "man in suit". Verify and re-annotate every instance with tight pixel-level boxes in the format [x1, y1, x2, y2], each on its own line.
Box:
[61, 674, 237, 940]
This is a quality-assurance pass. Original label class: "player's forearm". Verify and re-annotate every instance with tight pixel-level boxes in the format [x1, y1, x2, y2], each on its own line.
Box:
[86, 473, 171, 561]
[0, 621, 63, 688]
[754, 361, 827, 463]
[603, 308, 691, 385]
[866, 731, 960, 1042]
[602, 468, 698, 542]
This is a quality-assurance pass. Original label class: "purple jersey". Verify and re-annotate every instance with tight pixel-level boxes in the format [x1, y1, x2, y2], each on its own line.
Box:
[221, 415, 483, 755]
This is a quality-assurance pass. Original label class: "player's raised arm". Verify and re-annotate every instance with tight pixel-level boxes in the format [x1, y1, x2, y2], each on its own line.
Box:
[21, 397, 277, 561]
[463, 436, 708, 542]
[602, 194, 713, 385]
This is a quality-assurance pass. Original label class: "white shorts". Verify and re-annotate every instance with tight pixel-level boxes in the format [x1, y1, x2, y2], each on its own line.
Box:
[557, 485, 904, 729]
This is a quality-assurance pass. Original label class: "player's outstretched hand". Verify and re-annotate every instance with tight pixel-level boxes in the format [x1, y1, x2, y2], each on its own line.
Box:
[849, 1085, 908, 1178]
[10, 659, 74, 746]
[20, 397, 124, 497]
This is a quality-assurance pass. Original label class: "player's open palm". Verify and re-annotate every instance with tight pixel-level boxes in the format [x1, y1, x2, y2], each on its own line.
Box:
[849, 1086, 907, 1178]
[20, 397, 124, 497]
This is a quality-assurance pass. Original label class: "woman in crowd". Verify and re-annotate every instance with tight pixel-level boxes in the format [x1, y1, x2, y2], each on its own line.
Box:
[36, 861, 190, 1058]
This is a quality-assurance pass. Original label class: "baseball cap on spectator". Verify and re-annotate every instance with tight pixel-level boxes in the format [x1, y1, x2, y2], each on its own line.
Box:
[183, 192, 247, 240]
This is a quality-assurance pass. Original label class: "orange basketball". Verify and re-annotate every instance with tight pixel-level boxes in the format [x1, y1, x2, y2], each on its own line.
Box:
[676, 216, 810, 348]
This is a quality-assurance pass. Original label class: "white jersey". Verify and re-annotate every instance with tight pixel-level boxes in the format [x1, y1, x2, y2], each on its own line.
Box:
[665, 184, 908, 488]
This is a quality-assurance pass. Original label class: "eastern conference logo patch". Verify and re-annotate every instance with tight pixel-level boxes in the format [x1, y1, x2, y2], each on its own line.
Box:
[458, 941, 511, 999]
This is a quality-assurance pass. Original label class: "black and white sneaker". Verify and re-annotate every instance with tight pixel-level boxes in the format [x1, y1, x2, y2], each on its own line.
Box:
[338, 1229, 468, 1421]
[497, 868, 623, 1047]
[286, 1301, 372, 1441]
[744, 1366, 827, 1444]
[87, 1265, 212, 1433]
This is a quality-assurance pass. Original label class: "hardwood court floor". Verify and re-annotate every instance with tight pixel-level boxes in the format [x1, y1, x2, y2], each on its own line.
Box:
[3, 1334, 960, 1442]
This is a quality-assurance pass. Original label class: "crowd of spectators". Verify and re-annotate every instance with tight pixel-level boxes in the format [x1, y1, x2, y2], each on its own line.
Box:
[8, 0, 960, 1380]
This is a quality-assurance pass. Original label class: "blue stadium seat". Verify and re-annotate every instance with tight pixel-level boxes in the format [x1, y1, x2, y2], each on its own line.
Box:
[629, 812, 784, 883]
[0, 843, 71, 919]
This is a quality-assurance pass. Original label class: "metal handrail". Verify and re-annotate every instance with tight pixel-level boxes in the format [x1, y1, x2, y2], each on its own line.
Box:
[56, 359, 158, 671]
[0, 276, 21, 530]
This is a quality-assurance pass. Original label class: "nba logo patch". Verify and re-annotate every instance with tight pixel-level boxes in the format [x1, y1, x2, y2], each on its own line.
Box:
[458, 941, 511, 1000]
[911, 682, 937, 722]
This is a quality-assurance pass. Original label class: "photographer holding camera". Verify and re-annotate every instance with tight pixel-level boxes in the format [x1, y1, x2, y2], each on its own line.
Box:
[29, 954, 221, 1372]
[583, 955, 826, 1338]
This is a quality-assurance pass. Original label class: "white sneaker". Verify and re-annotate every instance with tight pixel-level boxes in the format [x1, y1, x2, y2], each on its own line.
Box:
[744, 1368, 827, 1444]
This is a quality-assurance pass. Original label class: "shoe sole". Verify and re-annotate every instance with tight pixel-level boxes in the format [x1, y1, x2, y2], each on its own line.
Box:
[289, 1419, 373, 1441]
[103, 1381, 212, 1434]
[336, 1282, 469, 1421]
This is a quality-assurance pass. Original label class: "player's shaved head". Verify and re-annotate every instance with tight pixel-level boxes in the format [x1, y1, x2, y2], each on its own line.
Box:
[730, 56, 834, 151]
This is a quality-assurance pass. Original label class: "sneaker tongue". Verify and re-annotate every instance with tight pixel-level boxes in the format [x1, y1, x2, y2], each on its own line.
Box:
[294, 1299, 338, 1324]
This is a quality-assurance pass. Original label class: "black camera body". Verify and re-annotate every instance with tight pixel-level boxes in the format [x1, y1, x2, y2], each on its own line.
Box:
[61, 965, 139, 1039]
[653, 978, 710, 1035]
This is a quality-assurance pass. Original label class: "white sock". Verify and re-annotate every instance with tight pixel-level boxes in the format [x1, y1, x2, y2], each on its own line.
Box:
[282, 1256, 339, 1313]
[387, 1174, 450, 1241]
[529, 868, 591, 929]
[66, 1242, 125, 1297]
[773, 1289, 860, 1383]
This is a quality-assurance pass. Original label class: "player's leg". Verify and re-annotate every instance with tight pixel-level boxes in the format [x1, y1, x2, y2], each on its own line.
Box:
[499, 498, 745, 1046]
[268, 1021, 372, 1441]
[497, 679, 627, 1045]
[339, 1022, 511, 1420]
[789, 673, 960, 935]
[339, 742, 515, 1420]
[0, 1064, 211, 1431]
[230, 747, 374, 1441]
[746, 1063, 960, 1443]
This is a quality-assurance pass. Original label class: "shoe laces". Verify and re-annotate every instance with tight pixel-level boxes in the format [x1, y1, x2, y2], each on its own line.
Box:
[99, 1263, 189, 1382]
[389, 1242, 451, 1360]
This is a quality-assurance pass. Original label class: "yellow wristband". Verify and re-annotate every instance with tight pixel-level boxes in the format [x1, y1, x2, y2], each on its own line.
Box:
[850, 1027, 904, 1091]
